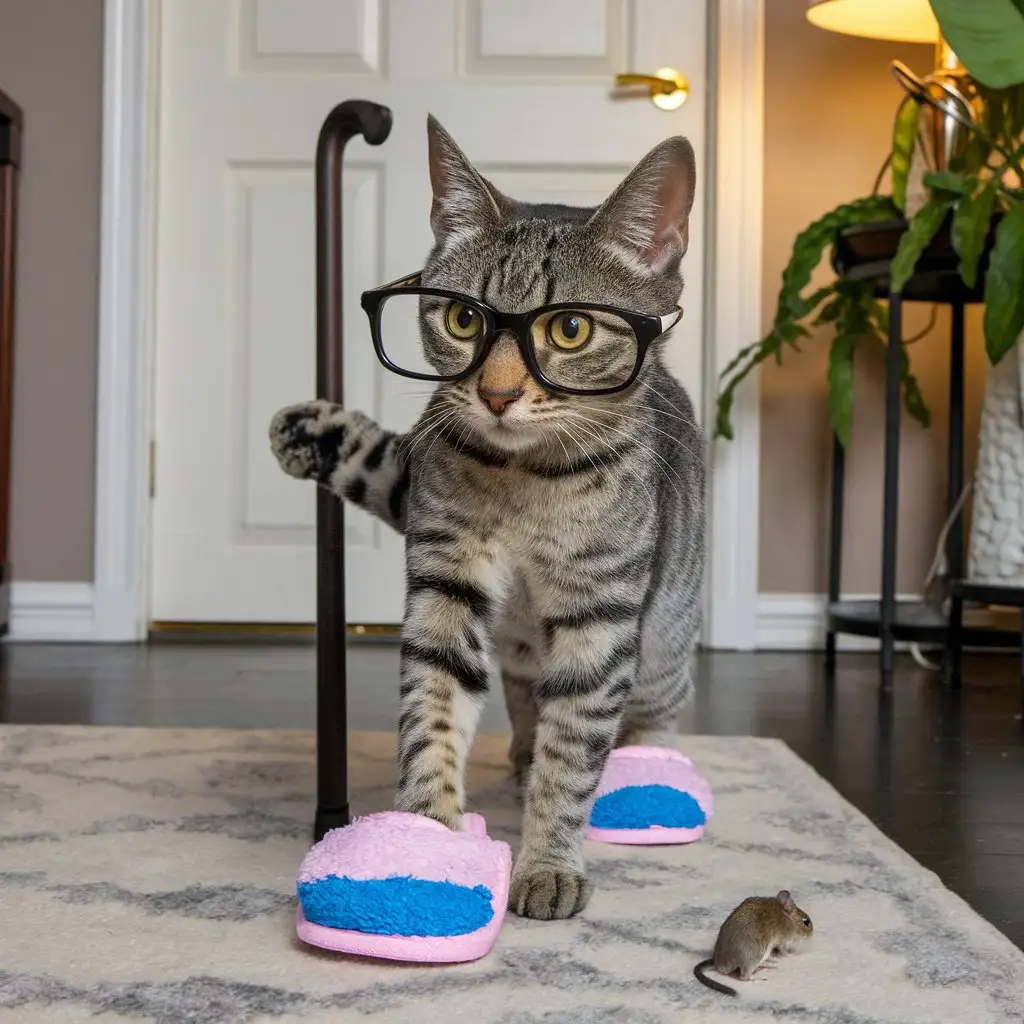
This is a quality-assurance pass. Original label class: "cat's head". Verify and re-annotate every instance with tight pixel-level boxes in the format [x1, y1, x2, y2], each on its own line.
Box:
[419, 116, 695, 455]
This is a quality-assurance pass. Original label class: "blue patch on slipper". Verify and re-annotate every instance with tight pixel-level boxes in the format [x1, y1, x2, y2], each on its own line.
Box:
[297, 875, 494, 937]
[590, 784, 706, 830]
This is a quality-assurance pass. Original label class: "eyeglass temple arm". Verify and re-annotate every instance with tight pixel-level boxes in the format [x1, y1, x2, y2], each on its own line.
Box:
[386, 272, 422, 289]
[658, 307, 683, 334]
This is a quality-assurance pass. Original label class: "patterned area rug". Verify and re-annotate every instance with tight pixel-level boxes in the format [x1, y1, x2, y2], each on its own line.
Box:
[1, 726, 1022, 1023]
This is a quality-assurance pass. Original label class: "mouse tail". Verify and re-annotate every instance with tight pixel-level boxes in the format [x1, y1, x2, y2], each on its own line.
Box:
[693, 958, 738, 997]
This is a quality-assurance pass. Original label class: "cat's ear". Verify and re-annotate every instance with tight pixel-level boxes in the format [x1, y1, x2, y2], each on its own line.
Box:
[427, 115, 511, 241]
[588, 137, 695, 271]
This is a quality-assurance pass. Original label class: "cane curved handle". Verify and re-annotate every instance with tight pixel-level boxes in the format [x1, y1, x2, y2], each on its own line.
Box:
[318, 99, 393, 151]
[315, 98, 393, 404]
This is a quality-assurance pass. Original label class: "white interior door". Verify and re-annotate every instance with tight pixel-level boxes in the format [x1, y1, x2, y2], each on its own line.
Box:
[151, 0, 707, 624]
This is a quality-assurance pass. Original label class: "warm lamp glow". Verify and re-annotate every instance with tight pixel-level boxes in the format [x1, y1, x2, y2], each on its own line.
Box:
[807, 0, 939, 44]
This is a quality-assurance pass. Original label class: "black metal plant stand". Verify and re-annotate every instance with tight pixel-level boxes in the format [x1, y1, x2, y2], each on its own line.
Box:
[313, 99, 392, 842]
[825, 217, 1018, 690]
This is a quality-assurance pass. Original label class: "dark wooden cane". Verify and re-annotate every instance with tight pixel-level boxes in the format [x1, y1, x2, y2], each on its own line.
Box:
[314, 100, 392, 841]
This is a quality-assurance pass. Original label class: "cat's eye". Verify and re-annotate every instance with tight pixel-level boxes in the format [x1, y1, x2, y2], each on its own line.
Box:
[445, 301, 483, 341]
[546, 311, 592, 351]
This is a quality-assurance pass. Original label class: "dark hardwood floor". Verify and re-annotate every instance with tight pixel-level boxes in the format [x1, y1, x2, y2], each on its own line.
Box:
[1, 642, 1021, 949]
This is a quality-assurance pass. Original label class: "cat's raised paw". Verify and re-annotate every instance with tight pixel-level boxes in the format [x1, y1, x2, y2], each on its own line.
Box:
[268, 400, 348, 482]
[508, 865, 592, 920]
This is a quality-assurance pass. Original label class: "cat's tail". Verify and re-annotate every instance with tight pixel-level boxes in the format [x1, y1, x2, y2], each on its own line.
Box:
[269, 399, 409, 535]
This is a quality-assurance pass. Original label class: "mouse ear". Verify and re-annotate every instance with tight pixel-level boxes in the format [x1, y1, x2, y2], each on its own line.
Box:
[776, 890, 795, 909]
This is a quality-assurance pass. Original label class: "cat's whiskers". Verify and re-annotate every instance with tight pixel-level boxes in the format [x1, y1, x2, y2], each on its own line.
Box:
[569, 400, 707, 471]
[561, 411, 686, 507]
[553, 422, 599, 471]
[547, 425, 575, 469]
[633, 378, 701, 430]
[451, 412, 478, 459]
[397, 405, 458, 459]
[396, 387, 441, 399]
[572, 381, 697, 428]
[567, 423, 658, 513]
[538, 419, 588, 474]
[419, 407, 465, 464]
[403, 406, 463, 461]
[558, 416, 659, 512]
[525, 383, 702, 464]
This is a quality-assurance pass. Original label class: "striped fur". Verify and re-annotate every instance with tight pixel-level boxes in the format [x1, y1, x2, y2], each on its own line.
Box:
[269, 118, 704, 921]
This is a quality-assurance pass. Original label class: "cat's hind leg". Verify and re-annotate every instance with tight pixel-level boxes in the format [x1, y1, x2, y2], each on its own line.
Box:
[616, 635, 696, 748]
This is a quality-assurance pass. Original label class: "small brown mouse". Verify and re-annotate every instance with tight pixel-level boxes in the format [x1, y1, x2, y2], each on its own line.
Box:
[693, 890, 813, 996]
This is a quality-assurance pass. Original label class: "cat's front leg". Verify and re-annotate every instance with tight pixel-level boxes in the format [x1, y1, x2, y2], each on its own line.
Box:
[496, 580, 543, 792]
[268, 400, 410, 533]
[509, 604, 641, 920]
[395, 533, 510, 830]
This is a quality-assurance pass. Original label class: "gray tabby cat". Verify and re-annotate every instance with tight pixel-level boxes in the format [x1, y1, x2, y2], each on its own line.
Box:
[269, 117, 705, 921]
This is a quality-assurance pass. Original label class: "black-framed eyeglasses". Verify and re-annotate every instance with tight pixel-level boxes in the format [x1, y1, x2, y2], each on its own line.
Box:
[359, 272, 683, 397]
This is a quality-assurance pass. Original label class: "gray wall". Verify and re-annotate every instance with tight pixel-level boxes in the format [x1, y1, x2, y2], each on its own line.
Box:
[0, 0, 982, 600]
[1, 0, 102, 582]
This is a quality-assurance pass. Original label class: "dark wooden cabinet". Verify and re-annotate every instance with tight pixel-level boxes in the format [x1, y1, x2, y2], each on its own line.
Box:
[0, 89, 22, 636]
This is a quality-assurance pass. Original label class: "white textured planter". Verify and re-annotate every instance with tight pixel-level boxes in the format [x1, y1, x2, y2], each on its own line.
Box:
[968, 343, 1024, 584]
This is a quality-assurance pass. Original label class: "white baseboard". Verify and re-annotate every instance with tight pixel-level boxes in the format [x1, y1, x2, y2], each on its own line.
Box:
[6, 583, 96, 642]
[756, 593, 922, 651]
[0, 584, 999, 650]
[0, 585, 926, 648]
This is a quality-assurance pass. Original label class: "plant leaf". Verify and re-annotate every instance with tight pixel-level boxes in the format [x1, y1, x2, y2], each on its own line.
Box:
[929, 0, 1024, 89]
[922, 170, 972, 195]
[774, 321, 810, 362]
[872, 299, 890, 335]
[977, 81, 1024, 158]
[773, 196, 900, 328]
[891, 97, 919, 212]
[890, 198, 954, 294]
[951, 179, 997, 288]
[715, 195, 899, 441]
[717, 339, 762, 383]
[715, 338, 776, 440]
[826, 285, 879, 446]
[950, 135, 994, 177]
[814, 296, 844, 325]
[790, 285, 833, 320]
[983, 200, 1024, 363]
[828, 330, 858, 446]
[900, 345, 931, 430]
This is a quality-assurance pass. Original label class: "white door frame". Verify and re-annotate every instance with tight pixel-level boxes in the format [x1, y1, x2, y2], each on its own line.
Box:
[93, 0, 763, 648]
[93, 0, 156, 642]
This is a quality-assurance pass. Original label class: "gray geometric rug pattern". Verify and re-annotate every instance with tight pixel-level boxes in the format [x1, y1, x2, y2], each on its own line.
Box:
[1, 726, 1022, 1023]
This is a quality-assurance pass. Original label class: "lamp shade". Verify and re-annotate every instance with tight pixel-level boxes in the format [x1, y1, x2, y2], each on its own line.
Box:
[806, 0, 939, 44]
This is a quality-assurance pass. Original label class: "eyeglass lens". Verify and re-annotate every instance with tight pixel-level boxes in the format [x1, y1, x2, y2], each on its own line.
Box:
[376, 292, 640, 391]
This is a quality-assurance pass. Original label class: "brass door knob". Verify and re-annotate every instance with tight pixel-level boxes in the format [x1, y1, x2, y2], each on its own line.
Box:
[613, 67, 689, 110]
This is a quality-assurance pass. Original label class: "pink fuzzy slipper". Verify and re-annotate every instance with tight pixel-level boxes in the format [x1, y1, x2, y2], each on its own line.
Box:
[295, 810, 511, 963]
[585, 746, 713, 845]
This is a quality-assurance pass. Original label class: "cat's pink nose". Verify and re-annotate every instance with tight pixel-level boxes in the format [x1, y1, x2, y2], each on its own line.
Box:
[478, 386, 524, 416]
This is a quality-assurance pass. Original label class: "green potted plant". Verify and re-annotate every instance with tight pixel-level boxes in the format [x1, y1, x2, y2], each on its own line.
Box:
[714, 0, 1024, 449]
